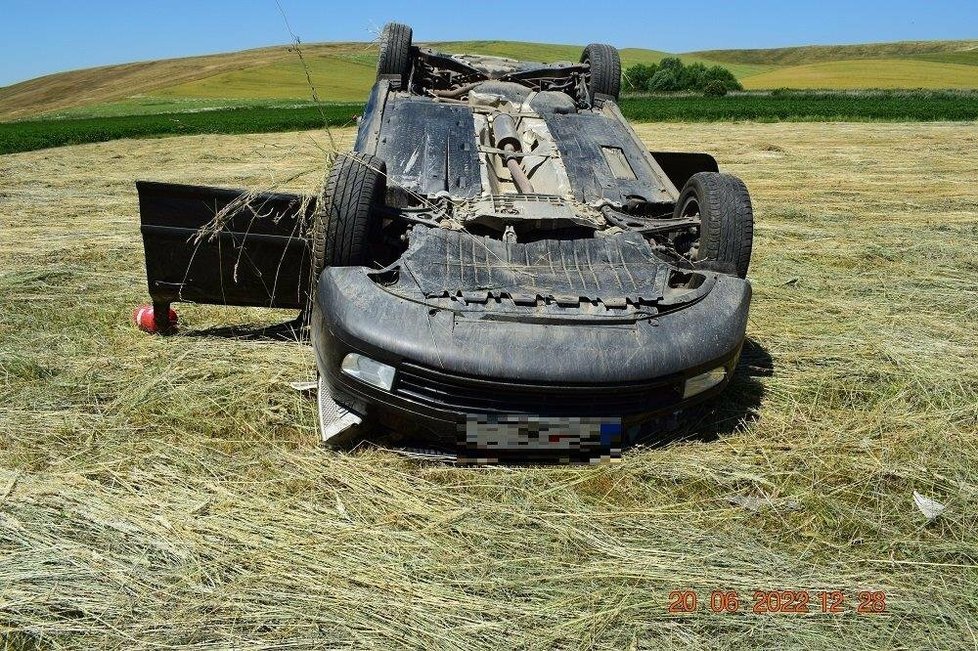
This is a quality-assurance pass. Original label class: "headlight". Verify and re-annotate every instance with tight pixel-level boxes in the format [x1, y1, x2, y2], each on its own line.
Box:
[341, 353, 396, 391]
[683, 367, 727, 399]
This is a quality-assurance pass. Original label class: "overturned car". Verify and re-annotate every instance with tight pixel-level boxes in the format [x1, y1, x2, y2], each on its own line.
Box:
[136, 24, 754, 461]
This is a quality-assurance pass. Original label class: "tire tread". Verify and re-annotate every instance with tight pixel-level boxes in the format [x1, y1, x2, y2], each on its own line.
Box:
[311, 154, 386, 289]
[581, 44, 622, 100]
[377, 23, 412, 84]
[676, 172, 754, 278]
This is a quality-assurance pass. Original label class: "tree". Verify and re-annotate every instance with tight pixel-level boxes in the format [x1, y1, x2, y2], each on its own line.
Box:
[680, 62, 709, 91]
[621, 59, 743, 93]
[622, 63, 658, 92]
[657, 57, 684, 73]
[702, 65, 743, 92]
[648, 68, 681, 92]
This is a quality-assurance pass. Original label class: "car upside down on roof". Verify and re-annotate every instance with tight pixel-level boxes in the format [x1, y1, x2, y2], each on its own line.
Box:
[135, 23, 755, 462]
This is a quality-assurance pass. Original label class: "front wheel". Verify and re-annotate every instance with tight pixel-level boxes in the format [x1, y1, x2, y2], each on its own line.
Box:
[311, 153, 387, 288]
[674, 172, 754, 278]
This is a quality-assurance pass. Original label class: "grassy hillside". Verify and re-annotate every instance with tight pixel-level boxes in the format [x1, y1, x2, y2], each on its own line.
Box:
[156, 54, 376, 102]
[0, 43, 331, 120]
[691, 40, 978, 91]
[691, 39, 978, 66]
[0, 41, 685, 120]
[3, 38, 978, 121]
[156, 42, 773, 105]
[743, 59, 978, 89]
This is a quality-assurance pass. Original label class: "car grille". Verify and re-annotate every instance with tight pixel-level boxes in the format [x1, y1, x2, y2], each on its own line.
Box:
[394, 362, 684, 416]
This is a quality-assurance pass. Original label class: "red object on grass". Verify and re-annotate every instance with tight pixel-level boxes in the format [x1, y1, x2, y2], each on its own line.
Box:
[133, 304, 178, 333]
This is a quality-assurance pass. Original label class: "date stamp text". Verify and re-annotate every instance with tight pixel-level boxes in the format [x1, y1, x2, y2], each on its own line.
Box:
[667, 589, 887, 615]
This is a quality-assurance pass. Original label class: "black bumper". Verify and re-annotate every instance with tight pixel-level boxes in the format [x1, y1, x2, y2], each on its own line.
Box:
[311, 267, 751, 443]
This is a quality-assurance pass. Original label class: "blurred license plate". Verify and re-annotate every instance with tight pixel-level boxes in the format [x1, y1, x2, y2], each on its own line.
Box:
[461, 415, 622, 462]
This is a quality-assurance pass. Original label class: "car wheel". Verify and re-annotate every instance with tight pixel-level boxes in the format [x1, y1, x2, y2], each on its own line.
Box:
[674, 172, 754, 278]
[580, 44, 621, 101]
[311, 153, 387, 285]
[376, 22, 413, 86]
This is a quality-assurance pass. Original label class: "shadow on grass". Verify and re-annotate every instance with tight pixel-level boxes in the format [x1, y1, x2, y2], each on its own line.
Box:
[641, 337, 773, 449]
[181, 315, 307, 342]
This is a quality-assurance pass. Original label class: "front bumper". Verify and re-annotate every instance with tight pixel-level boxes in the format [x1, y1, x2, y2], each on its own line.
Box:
[311, 266, 751, 447]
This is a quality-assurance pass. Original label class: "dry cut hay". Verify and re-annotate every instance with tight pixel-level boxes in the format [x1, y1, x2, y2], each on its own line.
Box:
[1, 121, 977, 649]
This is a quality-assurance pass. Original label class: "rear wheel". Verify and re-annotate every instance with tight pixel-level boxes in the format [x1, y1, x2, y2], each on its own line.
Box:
[674, 172, 754, 278]
[580, 44, 621, 101]
[311, 153, 387, 288]
[377, 22, 413, 86]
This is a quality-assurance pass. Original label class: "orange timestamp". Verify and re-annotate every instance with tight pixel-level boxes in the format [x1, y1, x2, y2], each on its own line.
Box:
[668, 589, 887, 615]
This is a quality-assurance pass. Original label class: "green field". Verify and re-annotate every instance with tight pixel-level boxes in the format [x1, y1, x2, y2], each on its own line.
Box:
[37, 97, 321, 120]
[619, 91, 978, 121]
[4, 92, 977, 156]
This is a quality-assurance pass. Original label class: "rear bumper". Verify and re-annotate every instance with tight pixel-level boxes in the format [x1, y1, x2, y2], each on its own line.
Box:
[311, 266, 750, 443]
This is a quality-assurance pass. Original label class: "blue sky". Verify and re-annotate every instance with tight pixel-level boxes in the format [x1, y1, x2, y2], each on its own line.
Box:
[1, 0, 977, 86]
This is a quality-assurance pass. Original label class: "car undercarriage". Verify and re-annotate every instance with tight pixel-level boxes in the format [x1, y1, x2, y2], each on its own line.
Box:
[134, 23, 755, 462]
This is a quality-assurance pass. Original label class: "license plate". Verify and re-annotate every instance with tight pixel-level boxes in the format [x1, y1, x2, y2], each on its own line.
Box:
[461, 415, 622, 463]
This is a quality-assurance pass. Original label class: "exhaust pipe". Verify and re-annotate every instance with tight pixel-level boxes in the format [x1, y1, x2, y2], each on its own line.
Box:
[492, 114, 534, 194]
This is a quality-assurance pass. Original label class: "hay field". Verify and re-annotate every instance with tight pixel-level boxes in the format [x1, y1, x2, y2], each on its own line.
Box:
[1, 122, 977, 648]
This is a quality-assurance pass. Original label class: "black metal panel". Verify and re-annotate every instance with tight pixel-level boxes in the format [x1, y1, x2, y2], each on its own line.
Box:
[395, 227, 672, 305]
[136, 181, 314, 309]
[542, 112, 668, 204]
[353, 80, 391, 156]
[650, 152, 719, 192]
[374, 97, 481, 198]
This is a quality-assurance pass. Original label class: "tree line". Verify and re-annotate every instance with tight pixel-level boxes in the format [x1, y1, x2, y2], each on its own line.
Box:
[622, 58, 743, 96]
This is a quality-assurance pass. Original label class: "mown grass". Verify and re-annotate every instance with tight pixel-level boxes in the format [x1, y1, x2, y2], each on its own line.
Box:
[4, 92, 977, 155]
[1, 122, 976, 648]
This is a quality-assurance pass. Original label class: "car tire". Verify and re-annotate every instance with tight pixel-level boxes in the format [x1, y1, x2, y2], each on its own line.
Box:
[311, 154, 387, 286]
[377, 22, 413, 86]
[674, 172, 754, 278]
[580, 44, 621, 101]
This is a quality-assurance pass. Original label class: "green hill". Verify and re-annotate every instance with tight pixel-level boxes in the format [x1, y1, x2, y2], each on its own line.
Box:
[2, 38, 977, 121]
[690, 39, 978, 66]
[742, 59, 978, 90]
[0, 41, 693, 120]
